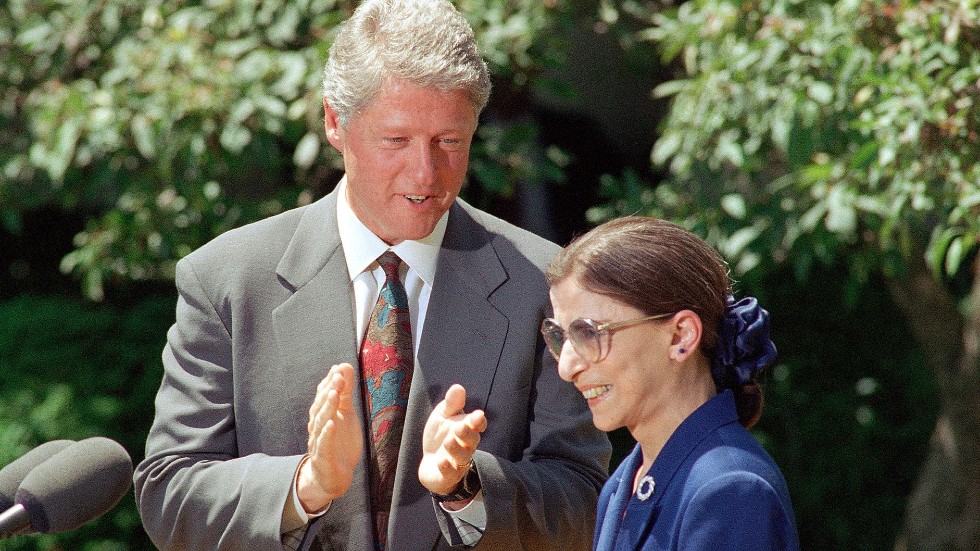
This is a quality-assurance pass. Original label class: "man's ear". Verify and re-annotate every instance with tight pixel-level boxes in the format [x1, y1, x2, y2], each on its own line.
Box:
[323, 97, 344, 152]
[670, 310, 703, 360]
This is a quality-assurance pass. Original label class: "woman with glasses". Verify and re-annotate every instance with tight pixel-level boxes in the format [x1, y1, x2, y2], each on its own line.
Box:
[542, 216, 799, 551]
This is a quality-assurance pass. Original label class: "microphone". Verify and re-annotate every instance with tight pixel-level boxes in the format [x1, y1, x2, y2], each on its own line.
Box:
[0, 440, 75, 512]
[0, 437, 133, 537]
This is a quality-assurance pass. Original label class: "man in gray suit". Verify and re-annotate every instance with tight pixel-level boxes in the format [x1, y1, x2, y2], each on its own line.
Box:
[133, 1, 610, 549]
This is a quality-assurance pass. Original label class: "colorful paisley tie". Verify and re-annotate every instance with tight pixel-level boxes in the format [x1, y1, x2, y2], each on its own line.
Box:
[359, 251, 413, 550]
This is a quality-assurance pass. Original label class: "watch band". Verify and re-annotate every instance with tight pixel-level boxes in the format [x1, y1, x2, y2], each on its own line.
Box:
[430, 461, 481, 503]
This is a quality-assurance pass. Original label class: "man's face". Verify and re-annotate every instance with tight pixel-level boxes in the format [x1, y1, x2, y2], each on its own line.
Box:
[324, 78, 478, 245]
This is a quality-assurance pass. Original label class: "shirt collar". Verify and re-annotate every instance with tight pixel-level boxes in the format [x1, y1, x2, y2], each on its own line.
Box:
[336, 175, 447, 286]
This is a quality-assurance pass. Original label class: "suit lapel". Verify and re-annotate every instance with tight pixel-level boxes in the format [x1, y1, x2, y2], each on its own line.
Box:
[274, 191, 374, 550]
[594, 448, 648, 551]
[387, 202, 509, 550]
[273, 191, 361, 446]
[609, 397, 738, 551]
[416, 201, 508, 411]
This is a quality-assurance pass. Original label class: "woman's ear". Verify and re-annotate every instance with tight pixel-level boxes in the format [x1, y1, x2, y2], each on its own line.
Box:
[670, 310, 703, 361]
[323, 97, 345, 152]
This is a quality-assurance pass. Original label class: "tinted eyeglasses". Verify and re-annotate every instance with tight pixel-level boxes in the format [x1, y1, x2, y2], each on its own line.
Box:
[540, 313, 674, 362]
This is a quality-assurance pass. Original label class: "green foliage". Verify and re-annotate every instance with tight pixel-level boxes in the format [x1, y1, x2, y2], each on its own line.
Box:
[0, 294, 174, 550]
[751, 264, 936, 550]
[470, 121, 570, 198]
[460, 0, 574, 89]
[0, 0, 575, 301]
[599, 0, 980, 289]
[1, 0, 354, 300]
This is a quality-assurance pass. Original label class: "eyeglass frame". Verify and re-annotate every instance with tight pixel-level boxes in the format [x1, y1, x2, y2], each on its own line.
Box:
[540, 312, 675, 363]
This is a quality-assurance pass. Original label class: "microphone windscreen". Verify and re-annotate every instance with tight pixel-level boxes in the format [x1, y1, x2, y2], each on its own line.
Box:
[0, 440, 74, 511]
[15, 437, 134, 534]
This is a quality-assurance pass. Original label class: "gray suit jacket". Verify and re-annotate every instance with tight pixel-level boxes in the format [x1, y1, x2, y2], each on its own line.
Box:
[134, 189, 610, 550]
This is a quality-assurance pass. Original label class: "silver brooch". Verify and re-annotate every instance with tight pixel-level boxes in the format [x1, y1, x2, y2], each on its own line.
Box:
[636, 475, 655, 501]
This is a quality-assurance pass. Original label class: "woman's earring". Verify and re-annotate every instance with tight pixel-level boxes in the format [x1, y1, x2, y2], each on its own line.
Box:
[679, 348, 686, 354]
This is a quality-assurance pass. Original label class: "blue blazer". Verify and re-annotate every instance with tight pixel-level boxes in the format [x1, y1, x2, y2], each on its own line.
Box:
[594, 390, 800, 551]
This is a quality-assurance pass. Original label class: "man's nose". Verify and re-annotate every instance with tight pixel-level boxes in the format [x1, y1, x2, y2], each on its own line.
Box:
[409, 142, 438, 186]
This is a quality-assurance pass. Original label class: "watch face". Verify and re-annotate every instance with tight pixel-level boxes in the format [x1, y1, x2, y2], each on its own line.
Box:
[433, 463, 480, 503]
[461, 466, 478, 493]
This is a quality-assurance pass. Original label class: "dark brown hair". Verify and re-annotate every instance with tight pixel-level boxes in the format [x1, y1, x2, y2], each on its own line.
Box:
[546, 216, 764, 427]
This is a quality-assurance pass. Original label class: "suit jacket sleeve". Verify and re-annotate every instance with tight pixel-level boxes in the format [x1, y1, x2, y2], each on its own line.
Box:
[433, 365, 608, 550]
[133, 256, 300, 550]
[467, 370, 611, 551]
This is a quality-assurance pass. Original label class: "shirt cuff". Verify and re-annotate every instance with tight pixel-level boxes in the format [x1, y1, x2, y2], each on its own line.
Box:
[440, 490, 486, 547]
[282, 454, 331, 534]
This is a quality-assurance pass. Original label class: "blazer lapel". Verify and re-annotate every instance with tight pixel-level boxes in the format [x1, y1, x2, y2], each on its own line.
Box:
[274, 191, 373, 550]
[594, 448, 641, 551]
[416, 201, 509, 411]
[387, 201, 509, 551]
[612, 394, 742, 551]
[273, 191, 361, 446]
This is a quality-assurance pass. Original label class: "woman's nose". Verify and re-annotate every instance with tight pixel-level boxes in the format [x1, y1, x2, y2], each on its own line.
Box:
[556, 343, 586, 383]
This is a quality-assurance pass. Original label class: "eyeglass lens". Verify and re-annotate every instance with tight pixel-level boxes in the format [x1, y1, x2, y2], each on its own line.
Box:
[541, 318, 602, 361]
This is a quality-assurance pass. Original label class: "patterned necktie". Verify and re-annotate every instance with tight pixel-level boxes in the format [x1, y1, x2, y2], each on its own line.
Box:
[360, 251, 413, 551]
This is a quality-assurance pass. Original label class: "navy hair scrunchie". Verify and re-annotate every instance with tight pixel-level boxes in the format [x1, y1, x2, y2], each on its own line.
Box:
[711, 295, 777, 387]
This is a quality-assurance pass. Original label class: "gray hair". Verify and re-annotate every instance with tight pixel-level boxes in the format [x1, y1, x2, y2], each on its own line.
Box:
[322, 0, 491, 127]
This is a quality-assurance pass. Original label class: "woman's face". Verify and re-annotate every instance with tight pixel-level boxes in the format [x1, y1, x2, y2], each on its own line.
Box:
[549, 277, 676, 435]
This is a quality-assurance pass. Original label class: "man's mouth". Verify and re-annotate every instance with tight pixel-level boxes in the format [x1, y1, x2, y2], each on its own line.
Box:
[582, 385, 611, 400]
[405, 194, 428, 204]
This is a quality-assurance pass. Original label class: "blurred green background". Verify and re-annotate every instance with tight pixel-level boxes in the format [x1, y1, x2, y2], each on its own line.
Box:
[3, 0, 978, 549]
